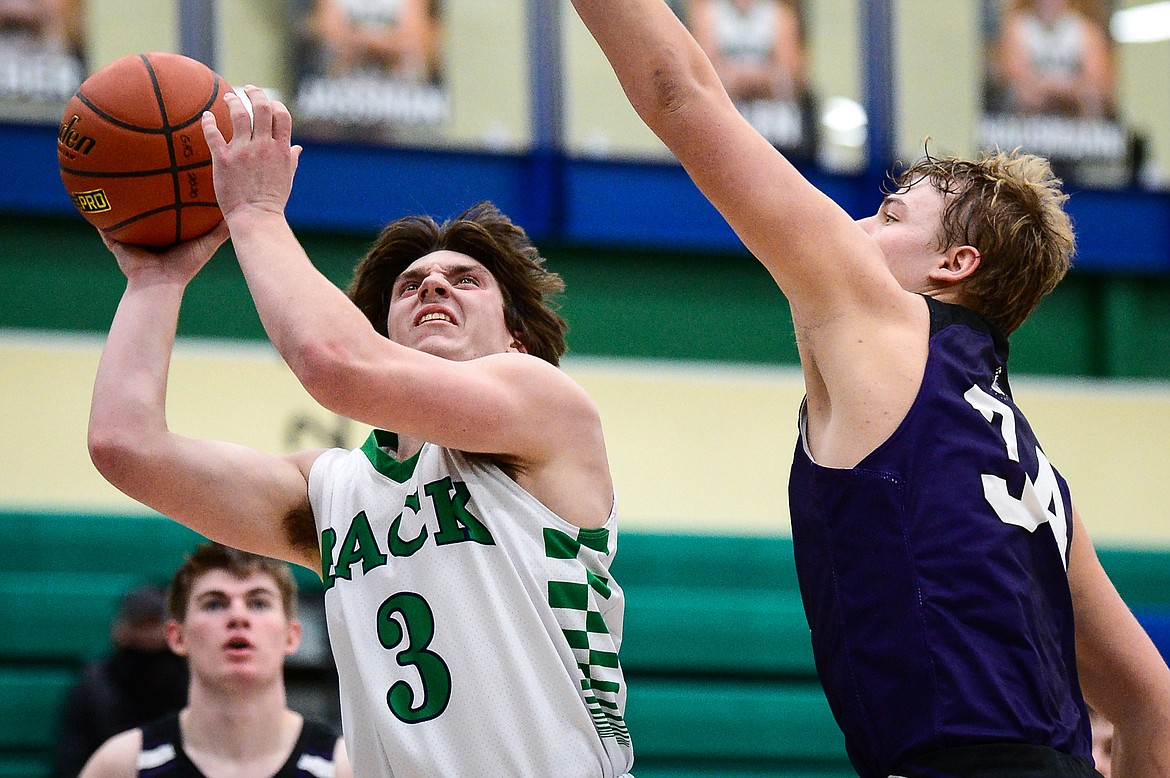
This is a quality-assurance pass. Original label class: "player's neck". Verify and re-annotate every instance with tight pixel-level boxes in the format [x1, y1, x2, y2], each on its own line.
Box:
[394, 433, 426, 461]
[182, 682, 295, 755]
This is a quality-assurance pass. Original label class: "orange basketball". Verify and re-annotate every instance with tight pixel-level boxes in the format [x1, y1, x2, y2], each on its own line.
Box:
[57, 52, 234, 248]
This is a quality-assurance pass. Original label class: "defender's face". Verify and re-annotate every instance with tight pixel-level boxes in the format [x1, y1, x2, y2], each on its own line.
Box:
[387, 250, 522, 361]
[855, 180, 950, 294]
[167, 571, 299, 687]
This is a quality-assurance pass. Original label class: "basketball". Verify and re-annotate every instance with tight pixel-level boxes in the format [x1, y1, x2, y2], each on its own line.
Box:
[57, 52, 235, 248]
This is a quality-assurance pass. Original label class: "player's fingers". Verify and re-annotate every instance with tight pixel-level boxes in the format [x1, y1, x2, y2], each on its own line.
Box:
[271, 100, 293, 145]
[201, 111, 227, 154]
[291, 144, 303, 173]
[223, 91, 253, 141]
[245, 85, 272, 139]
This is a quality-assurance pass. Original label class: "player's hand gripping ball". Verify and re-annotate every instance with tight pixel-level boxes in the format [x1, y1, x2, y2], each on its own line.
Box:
[57, 52, 234, 248]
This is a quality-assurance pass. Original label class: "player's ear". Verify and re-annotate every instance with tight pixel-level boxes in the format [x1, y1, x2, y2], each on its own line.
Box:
[284, 619, 303, 656]
[164, 619, 187, 657]
[931, 244, 980, 284]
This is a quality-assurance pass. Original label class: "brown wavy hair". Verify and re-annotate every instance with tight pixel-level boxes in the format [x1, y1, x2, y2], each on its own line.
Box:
[347, 201, 568, 365]
[167, 543, 298, 621]
[892, 149, 1075, 334]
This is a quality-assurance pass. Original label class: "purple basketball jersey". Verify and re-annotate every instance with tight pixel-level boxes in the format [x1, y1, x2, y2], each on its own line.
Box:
[788, 297, 1092, 777]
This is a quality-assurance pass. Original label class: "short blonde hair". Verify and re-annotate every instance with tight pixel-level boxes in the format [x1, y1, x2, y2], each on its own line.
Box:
[893, 149, 1075, 334]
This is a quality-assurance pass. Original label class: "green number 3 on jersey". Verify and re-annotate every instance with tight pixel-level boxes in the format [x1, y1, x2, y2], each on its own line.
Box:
[377, 592, 452, 723]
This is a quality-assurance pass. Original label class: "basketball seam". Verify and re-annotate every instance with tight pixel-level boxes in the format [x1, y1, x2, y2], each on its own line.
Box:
[105, 202, 222, 233]
[59, 160, 213, 179]
[140, 53, 184, 245]
[71, 93, 210, 135]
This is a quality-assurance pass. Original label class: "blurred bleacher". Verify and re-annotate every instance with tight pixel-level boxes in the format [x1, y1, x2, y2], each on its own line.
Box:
[2, 512, 1168, 778]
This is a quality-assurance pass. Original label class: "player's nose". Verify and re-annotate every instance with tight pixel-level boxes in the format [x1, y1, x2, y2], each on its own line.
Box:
[225, 599, 251, 623]
[419, 274, 451, 298]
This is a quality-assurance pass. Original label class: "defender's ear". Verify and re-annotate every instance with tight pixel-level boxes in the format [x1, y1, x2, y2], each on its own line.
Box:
[931, 245, 980, 285]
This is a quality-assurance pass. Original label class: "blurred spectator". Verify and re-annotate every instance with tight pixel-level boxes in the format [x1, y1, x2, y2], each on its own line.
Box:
[995, 0, 1115, 117]
[52, 584, 188, 778]
[293, 0, 449, 140]
[0, 0, 83, 56]
[306, 0, 439, 84]
[688, 0, 806, 103]
[0, 0, 84, 118]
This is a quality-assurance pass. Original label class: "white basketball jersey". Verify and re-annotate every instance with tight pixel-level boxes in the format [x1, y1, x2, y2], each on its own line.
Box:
[710, 0, 779, 66]
[1019, 12, 1086, 81]
[309, 430, 634, 778]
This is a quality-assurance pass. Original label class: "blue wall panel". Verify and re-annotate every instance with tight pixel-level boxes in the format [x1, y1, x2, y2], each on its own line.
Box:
[8, 122, 1170, 274]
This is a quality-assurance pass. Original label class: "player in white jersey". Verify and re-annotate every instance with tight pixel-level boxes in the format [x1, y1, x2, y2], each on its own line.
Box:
[312, 437, 629, 775]
[997, 0, 1114, 117]
[88, 85, 634, 777]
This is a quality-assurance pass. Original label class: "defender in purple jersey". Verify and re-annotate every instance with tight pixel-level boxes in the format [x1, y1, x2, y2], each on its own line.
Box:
[565, 1, 1170, 775]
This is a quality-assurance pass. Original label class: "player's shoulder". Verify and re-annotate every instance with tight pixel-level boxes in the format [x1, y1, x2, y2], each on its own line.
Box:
[329, 735, 355, 778]
[78, 727, 144, 778]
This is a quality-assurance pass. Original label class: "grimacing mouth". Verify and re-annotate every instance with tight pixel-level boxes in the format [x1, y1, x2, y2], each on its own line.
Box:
[414, 305, 457, 327]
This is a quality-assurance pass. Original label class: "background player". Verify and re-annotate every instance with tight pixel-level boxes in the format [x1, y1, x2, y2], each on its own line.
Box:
[77, 543, 350, 778]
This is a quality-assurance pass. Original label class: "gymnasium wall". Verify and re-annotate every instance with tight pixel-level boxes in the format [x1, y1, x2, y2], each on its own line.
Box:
[4, 213, 1170, 547]
[71, 1, 1170, 176]
[5, 0, 1170, 548]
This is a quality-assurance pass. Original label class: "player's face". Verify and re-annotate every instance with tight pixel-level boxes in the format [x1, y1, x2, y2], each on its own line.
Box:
[856, 180, 950, 294]
[167, 571, 300, 688]
[387, 251, 525, 361]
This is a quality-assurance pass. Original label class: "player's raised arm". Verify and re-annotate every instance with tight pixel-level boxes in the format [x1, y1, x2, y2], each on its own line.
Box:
[1067, 508, 1170, 775]
[202, 88, 609, 506]
[568, 0, 893, 325]
[87, 228, 322, 571]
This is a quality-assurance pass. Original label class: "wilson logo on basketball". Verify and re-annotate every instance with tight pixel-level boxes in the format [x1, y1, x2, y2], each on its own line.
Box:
[71, 189, 112, 213]
[58, 115, 96, 157]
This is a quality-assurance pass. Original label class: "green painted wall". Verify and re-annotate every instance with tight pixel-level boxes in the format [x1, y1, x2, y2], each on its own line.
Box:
[6, 213, 1170, 378]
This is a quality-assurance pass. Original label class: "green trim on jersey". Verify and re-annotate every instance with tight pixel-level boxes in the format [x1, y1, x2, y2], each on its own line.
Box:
[361, 430, 422, 483]
[544, 525, 630, 748]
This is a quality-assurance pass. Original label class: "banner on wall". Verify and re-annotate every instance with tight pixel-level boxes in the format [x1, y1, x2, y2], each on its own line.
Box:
[681, 0, 818, 161]
[0, 0, 84, 123]
[978, 0, 1141, 189]
[289, 0, 451, 146]
[565, 0, 866, 172]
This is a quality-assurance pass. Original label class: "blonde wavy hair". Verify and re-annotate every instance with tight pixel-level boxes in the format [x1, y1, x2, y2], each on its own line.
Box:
[892, 149, 1075, 334]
